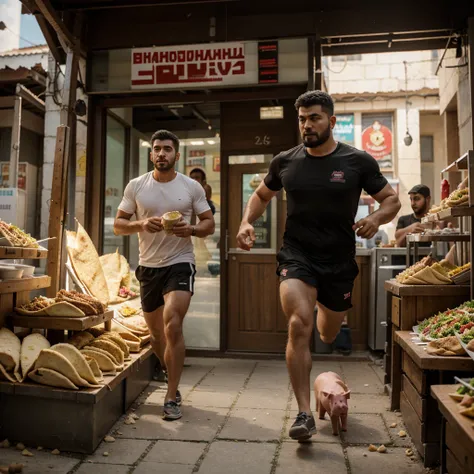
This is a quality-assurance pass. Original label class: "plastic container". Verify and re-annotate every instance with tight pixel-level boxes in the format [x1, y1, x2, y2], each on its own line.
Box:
[0, 265, 24, 280]
[0, 262, 35, 278]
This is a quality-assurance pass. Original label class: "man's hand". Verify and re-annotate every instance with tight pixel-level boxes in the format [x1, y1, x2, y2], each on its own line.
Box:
[172, 219, 193, 238]
[237, 223, 256, 251]
[407, 222, 426, 234]
[353, 215, 381, 239]
[141, 217, 163, 233]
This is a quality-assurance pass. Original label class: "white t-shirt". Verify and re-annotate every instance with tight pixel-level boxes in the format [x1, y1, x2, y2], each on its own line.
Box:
[118, 172, 210, 268]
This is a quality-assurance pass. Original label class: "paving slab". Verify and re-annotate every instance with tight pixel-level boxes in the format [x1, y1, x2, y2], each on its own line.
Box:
[134, 462, 194, 474]
[341, 413, 391, 445]
[350, 393, 390, 414]
[381, 411, 413, 447]
[142, 440, 205, 464]
[340, 363, 385, 394]
[116, 404, 227, 441]
[255, 360, 287, 368]
[275, 441, 347, 474]
[235, 389, 289, 410]
[346, 446, 424, 473]
[310, 362, 344, 376]
[199, 372, 248, 388]
[75, 463, 131, 474]
[197, 440, 276, 474]
[286, 411, 342, 444]
[84, 439, 150, 465]
[0, 448, 79, 474]
[186, 388, 237, 408]
[219, 408, 286, 441]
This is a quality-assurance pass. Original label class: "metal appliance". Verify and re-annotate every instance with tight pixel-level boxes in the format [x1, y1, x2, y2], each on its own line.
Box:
[368, 247, 431, 350]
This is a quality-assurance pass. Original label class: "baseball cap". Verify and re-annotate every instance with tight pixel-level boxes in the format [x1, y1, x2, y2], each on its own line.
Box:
[408, 184, 431, 198]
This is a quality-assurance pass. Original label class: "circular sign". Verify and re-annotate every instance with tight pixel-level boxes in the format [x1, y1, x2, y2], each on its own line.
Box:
[362, 120, 392, 160]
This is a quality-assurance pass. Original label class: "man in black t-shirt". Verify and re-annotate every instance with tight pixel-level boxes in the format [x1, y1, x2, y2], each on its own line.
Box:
[236, 90, 401, 441]
[395, 184, 431, 247]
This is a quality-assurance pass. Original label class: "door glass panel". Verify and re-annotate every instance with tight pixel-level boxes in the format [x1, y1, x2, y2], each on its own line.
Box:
[242, 173, 277, 250]
[229, 154, 273, 165]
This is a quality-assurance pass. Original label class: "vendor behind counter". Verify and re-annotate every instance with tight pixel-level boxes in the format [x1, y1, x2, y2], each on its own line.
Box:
[395, 184, 432, 248]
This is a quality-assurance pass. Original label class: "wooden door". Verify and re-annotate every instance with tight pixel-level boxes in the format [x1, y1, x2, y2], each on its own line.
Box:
[227, 162, 288, 352]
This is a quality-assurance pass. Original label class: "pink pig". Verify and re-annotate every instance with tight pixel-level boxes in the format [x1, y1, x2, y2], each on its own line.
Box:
[314, 371, 350, 435]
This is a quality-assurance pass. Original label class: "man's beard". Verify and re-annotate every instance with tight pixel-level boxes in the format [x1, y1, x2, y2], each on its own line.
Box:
[154, 159, 175, 172]
[303, 124, 331, 148]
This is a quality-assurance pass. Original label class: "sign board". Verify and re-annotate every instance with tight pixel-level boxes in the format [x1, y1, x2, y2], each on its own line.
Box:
[333, 114, 354, 145]
[131, 42, 254, 89]
[361, 114, 394, 170]
[258, 41, 278, 84]
[0, 188, 26, 228]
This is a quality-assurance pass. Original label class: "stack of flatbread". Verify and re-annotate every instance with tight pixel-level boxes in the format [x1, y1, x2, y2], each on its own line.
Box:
[99, 249, 131, 304]
[428, 188, 469, 215]
[396, 257, 453, 285]
[427, 336, 466, 356]
[66, 222, 109, 306]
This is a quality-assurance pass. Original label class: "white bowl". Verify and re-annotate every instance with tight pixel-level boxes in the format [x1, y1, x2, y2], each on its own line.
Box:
[0, 265, 24, 280]
[0, 263, 35, 278]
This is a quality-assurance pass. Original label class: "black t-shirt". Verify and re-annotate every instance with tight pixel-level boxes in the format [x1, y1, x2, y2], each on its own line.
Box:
[264, 142, 388, 263]
[396, 214, 420, 229]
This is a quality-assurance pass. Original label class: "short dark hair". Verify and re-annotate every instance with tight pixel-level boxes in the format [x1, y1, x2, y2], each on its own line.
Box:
[190, 168, 206, 180]
[150, 130, 180, 152]
[294, 90, 334, 116]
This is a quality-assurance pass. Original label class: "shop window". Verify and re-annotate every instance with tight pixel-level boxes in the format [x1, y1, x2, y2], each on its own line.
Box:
[334, 114, 355, 145]
[361, 113, 394, 172]
[420, 135, 434, 162]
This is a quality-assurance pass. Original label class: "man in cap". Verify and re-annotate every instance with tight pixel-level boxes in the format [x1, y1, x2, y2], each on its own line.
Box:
[395, 184, 431, 247]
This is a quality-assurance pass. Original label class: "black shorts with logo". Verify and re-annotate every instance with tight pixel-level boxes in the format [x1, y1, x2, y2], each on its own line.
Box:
[277, 246, 359, 312]
[135, 262, 196, 313]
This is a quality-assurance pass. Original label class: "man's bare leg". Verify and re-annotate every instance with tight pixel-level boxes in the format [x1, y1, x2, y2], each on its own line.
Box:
[163, 290, 191, 403]
[280, 279, 317, 415]
[143, 306, 166, 368]
[316, 302, 347, 344]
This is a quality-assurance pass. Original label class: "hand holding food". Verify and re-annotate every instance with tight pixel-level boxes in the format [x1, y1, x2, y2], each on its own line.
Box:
[162, 211, 182, 235]
[141, 217, 163, 233]
[172, 219, 193, 238]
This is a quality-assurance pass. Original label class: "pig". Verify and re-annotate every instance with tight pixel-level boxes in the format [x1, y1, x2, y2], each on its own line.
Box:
[314, 371, 350, 435]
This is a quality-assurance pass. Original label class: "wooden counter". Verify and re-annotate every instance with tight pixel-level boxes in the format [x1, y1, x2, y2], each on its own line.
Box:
[431, 385, 474, 474]
[394, 331, 474, 467]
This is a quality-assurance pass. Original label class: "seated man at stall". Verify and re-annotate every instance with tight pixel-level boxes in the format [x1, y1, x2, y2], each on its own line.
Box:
[395, 184, 431, 247]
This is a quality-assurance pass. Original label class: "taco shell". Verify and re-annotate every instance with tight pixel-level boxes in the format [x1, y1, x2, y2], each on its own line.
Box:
[84, 355, 103, 381]
[87, 339, 124, 365]
[0, 327, 21, 379]
[20, 333, 50, 380]
[45, 302, 85, 317]
[29, 367, 78, 390]
[459, 405, 474, 418]
[50, 343, 102, 385]
[0, 362, 16, 382]
[68, 331, 95, 350]
[81, 348, 119, 372]
[98, 333, 130, 359]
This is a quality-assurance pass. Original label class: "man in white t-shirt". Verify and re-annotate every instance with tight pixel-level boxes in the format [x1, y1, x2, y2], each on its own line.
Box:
[114, 130, 215, 421]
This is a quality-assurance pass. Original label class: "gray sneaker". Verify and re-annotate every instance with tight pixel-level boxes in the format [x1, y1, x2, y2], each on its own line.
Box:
[289, 412, 316, 440]
[163, 401, 182, 421]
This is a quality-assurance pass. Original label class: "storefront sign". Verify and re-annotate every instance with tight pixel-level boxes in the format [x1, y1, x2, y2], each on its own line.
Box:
[258, 41, 278, 84]
[131, 42, 250, 89]
[334, 114, 354, 144]
[362, 119, 393, 163]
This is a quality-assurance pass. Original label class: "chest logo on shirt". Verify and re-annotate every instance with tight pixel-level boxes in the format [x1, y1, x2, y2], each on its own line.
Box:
[330, 170, 346, 183]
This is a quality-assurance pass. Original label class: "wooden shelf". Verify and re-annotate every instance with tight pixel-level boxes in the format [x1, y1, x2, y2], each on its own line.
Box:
[384, 279, 471, 297]
[0, 275, 51, 295]
[441, 152, 471, 173]
[422, 206, 474, 223]
[406, 233, 470, 243]
[395, 331, 474, 371]
[0, 246, 48, 259]
[9, 310, 114, 331]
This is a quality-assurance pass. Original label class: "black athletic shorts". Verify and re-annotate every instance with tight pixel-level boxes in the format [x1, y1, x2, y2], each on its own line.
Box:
[135, 262, 196, 313]
[276, 246, 359, 312]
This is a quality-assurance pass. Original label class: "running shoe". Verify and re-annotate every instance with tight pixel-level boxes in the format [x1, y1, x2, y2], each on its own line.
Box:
[289, 412, 316, 440]
[163, 401, 182, 421]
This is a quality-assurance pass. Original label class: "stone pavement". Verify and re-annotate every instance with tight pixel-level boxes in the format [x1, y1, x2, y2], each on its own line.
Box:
[0, 358, 434, 474]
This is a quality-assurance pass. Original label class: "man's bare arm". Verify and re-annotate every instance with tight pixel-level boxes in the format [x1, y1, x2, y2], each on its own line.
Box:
[114, 209, 162, 236]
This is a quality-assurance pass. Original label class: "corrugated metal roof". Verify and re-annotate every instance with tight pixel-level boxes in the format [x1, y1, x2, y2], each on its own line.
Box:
[0, 45, 49, 57]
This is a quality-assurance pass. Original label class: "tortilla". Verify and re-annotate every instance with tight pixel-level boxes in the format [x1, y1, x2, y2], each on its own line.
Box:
[84, 355, 103, 381]
[66, 223, 109, 305]
[119, 254, 131, 288]
[99, 250, 122, 302]
[460, 405, 474, 418]
[98, 333, 130, 359]
[15, 307, 49, 316]
[29, 367, 78, 390]
[0, 328, 21, 378]
[45, 302, 86, 317]
[34, 349, 96, 387]
[20, 333, 50, 380]
[50, 343, 101, 385]
[88, 327, 107, 338]
[448, 392, 465, 402]
[426, 336, 465, 356]
[81, 348, 117, 372]
[55, 293, 97, 315]
[414, 266, 452, 285]
[431, 263, 450, 277]
[68, 331, 95, 350]
[87, 339, 124, 365]
[404, 275, 426, 285]
[0, 362, 16, 382]
[116, 315, 149, 335]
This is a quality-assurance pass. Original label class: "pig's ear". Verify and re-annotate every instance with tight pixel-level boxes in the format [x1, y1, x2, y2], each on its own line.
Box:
[322, 391, 331, 398]
[344, 390, 351, 399]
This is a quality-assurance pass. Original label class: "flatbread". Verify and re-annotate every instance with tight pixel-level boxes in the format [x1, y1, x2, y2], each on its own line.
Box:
[50, 343, 102, 385]
[20, 333, 50, 380]
[84, 355, 103, 381]
[119, 254, 131, 288]
[34, 349, 97, 388]
[404, 275, 426, 285]
[426, 336, 466, 356]
[99, 250, 122, 302]
[66, 223, 109, 305]
[81, 348, 118, 372]
[55, 293, 97, 315]
[68, 331, 95, 350]
[0, 362, 16, 382]
[15, 307, 49, 316]
[116, 315, 149, 335]
[414, 266, 452, 285]
[460, 406, 474, 418]
[98, 333, 130, 359]
[0, 328, 21, 379]
[88, 327, 107, 338]
[29, 367, 78, 390]
[45, 302, 85, 317]
[87, 340, 124, 365]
